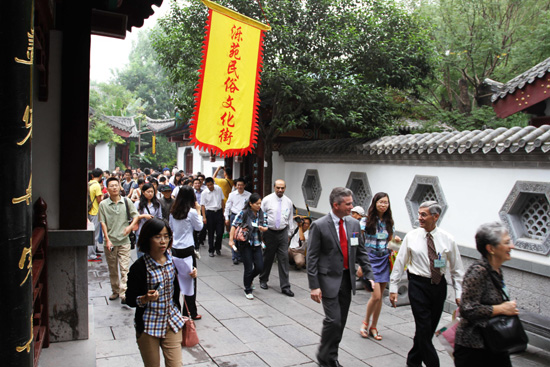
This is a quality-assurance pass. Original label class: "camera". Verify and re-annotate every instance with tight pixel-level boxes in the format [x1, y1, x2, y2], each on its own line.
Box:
[294, 216, 303, 224]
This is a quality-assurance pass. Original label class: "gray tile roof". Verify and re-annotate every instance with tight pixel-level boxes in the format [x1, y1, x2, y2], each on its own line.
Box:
[101, 115, 139, 138]
[490, 57, 550, 102]
[280, 125, 550, 157]
[360, 125, 550, 155]
[145, 116, 175, 133]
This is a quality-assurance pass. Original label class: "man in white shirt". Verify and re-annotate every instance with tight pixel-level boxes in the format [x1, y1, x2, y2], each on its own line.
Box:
[224, 178, 251, 264]
[389, 201, 464, 367]
[200, 177, 225, 257]
[259, 179, 295, 297]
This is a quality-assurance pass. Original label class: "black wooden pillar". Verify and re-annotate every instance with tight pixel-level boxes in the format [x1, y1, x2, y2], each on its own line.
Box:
[0, 1, 35, 366]
[59, 0, 92, 229]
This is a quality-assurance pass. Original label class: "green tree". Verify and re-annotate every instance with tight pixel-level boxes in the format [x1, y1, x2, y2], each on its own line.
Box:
[88, 117, 125, 146]
[414, 0, 550, 128]
[140, 134, 177, 169]
[152, 0, 433, 192]
[114, 29, 175, 119]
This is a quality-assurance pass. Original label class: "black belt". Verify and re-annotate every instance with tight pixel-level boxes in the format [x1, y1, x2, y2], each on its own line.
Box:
[206, 209, 222, 213]
[171, 246, 194, 259]
[268, 226, 287, 232]
[407, 271, 445, 284]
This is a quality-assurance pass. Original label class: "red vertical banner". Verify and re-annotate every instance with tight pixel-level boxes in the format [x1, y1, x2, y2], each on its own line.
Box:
[191, 0, 270, 157]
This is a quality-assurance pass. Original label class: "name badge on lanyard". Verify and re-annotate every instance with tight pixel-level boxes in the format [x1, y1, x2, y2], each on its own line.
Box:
[434, 253, 445, 268]
[350, 232, 359, 247]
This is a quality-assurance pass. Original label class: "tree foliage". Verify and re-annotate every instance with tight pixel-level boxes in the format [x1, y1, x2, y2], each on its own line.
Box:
[152, 0, 434, 191]
[114, 30, 175, 119]
[88, 117, 125, 147]
[414, 0, 550, 127]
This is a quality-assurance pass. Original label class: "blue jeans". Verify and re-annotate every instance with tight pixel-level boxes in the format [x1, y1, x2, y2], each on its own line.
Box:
[240, 244, 263, 294]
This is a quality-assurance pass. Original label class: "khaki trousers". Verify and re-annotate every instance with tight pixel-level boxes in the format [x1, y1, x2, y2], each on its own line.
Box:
[104, 243, 131, 297]
[137, 329, 183, 367]
[288, 248, 306, 269]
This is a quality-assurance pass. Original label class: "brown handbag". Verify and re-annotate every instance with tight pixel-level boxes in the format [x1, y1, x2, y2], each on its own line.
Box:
[181, 301, 199, 347]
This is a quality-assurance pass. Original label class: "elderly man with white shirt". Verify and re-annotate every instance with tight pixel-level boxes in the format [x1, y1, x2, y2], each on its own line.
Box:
[224, 178, 251, 265]
[389, 201, 464, 367]
[259, 179, 295, 297]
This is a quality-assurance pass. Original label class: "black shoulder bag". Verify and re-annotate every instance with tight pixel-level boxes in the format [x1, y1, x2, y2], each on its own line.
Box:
[481, 267, 528, 353]
[124, 197, 137, 249]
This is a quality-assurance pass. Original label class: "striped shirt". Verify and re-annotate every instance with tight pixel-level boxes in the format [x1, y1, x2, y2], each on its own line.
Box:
[364, 219, 391, 250]
[136, 254, 185, 338]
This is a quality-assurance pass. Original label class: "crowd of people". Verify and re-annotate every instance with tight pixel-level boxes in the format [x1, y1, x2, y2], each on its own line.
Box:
[87, 166, 522, 367]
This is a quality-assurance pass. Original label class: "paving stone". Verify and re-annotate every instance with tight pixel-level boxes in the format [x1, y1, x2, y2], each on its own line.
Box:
[111, 325, 136, 340]
[200, 274, 242, 293]
[247, 336, 311, 367]
[298, 343, 370, 367]
[239, 303, 295, 328]
[214, 351, 269, 366]
[181, 344, 215, 365]
[339, 328, 394, 360]
[198, 326, 251, 357]
[368, 328, 413, 358]
[269, 323, 320, 347]
[221, 317, 279, 344]
[96, 353, 143, 367]
[95, 337, 140, 358]
[200, 298, 249, 320]
[94, 326, 115, 341]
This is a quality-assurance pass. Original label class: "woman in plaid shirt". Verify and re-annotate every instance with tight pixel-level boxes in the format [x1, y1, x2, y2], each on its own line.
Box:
[127, 218, 197, 367]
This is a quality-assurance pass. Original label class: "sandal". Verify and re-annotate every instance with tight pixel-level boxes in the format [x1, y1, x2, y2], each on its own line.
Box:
[359, 321, 369, 338]
[369, 327, 382, 341]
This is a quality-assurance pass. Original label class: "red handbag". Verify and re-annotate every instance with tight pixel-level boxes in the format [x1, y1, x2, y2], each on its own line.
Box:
[181, 301, 199, 347]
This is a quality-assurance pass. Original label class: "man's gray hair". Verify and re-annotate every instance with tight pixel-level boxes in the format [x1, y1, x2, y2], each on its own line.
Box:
[419, 201, 442, 216]
[329, 187, 353, 205]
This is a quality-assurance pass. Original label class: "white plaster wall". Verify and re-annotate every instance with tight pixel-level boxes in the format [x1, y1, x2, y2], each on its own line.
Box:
[282, 160, 550, 267]
[33, 31, 62, 229]
[177, 146, 185, 171]
[108, 145, 115, 170]
[270, 151, 286, 186]
[94, 142, 110, 170]
[192, 146, 202, 174]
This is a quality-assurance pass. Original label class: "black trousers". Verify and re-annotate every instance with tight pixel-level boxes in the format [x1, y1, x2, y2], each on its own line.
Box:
[318, 270, 352, 365]
[241, 244, 263, 294]
[206, 209, 224, 254]
[407, 273, 447, 367]
[454, 344, 511, 367]
[259, 228, 290, 290]
[193, 227, 206, 250]
[171, 247, 198, 318]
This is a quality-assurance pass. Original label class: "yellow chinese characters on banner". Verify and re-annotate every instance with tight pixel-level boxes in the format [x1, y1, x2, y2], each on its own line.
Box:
[191, 0, 270, 157]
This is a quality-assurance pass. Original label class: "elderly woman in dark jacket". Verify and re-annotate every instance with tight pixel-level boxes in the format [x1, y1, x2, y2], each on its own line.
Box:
[126, 218, 196, 367]
[454, 221, 519, 367]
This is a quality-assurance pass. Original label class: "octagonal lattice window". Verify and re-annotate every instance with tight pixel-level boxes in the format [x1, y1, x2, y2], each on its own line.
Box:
[301, 169, 322, 208]
[405, 175, 448, 228]
[500, 181, 550, 255]
[345, 172, 372, 210]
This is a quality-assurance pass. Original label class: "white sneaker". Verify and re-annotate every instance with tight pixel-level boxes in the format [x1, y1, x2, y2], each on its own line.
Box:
[194, 250, 201, 259]
[245, 292, 254, 300]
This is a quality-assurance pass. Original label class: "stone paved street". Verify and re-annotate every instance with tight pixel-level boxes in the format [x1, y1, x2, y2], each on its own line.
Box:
[40, 240, 550, 367]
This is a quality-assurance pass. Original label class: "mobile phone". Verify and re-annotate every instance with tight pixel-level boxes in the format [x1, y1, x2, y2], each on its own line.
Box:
[153, 283, 161, 291]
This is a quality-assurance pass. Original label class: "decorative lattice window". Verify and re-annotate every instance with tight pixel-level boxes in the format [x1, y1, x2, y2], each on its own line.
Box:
[301, 169, 322, 208]
[521, 194, 549, 241]
[405, 175, 448, 228]
[345, 172, 372, 210]
[500, 181, 550, 255]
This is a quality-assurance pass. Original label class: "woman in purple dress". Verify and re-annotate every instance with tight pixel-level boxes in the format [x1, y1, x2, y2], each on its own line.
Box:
[359, 192, 401, 340]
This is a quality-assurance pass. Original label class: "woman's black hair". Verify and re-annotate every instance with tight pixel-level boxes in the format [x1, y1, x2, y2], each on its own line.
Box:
[171, 185, 196, 219]
[138, 183, 160, 212]
[137, 218, 173, 254]
[365, 192, 394, 239]
[246, 193, 262, 209]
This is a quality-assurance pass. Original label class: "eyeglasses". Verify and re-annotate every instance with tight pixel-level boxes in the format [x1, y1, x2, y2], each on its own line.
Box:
[152, 234, 171, 242]
[377, 201, 389, 206]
